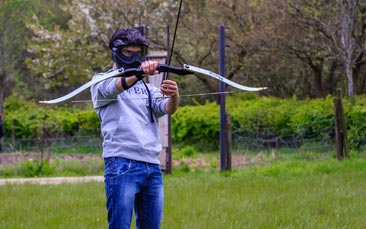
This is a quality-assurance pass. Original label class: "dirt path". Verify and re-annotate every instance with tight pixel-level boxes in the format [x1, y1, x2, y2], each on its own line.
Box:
[0, 152, 271, 185]
[0, 152, 100, 165]
[0, 176, 104, 185]
[0, 153, 105, 185]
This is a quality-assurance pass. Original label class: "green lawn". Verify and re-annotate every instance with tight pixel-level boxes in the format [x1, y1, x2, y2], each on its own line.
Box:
[1, 156, 366, 228]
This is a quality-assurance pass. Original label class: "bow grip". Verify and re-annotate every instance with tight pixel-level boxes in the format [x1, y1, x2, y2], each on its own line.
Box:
[119, 64, 192, 78]
[121, 68, 144, 77]
[157, 64, 191, 75]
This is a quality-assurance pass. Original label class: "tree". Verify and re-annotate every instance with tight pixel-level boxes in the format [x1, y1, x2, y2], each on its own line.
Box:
[280, 0, 366, 97]
[266, 0, 339, 98]
[26, 0, 178, 101]
[0, 0, 31, 115]
[0, 0, 71, 114]
[23, 0, 366, 102]
[166, 0, 277, 99]
[330, 0, 366, 96]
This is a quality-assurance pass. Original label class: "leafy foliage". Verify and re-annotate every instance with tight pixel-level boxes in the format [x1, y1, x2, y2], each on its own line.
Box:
[4, 95, 100, 139]
[2, 0, 366, 112]
[172, 101, 219, 145]
[25, 0, 178, 90]
[0, 0, 73, 114]
[3, 94, 366, 151]
[171, 94, 366, 150]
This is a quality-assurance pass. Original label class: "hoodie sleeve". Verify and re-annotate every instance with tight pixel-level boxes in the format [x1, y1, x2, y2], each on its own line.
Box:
[90, 73, 120, 109]
[150, 84, 168, 118]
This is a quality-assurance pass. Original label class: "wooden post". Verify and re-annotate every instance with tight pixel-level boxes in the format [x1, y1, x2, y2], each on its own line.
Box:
[219, 26, 227, 172]
[147, 50, 171, 172]
[333, 89, 350, 160]
[333, 93, 343, 160]
[226, 114, 232, 170]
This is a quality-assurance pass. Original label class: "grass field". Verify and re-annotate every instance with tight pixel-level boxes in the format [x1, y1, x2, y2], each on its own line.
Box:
[1, 153, 366, 228]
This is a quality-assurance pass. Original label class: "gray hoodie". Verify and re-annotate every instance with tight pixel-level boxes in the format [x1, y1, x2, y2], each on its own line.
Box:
[90, 73, 168, 164]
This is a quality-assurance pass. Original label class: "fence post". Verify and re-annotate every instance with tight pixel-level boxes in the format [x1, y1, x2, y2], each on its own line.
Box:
[226, 114, 232, 170]
[333, 89, 350, 160]
[219, 25, 228, 171]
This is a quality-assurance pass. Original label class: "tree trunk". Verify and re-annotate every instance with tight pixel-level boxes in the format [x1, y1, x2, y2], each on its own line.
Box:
[345, 59, 354, 96]
[313, 69, 324, 98]
[353, 52, 364, 94]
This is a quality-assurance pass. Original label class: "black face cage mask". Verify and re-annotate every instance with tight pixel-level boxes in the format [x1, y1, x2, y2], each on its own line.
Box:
[111, 39, 148, 69]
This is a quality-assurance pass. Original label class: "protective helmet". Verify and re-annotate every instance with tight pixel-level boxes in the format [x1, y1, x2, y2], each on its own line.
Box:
[109, 28, 149, 69]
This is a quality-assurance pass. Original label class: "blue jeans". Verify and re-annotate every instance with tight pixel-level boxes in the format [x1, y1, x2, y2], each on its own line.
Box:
[104, 157, 164, 229]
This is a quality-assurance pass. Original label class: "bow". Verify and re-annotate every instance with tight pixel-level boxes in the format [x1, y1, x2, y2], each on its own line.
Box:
[39, 64, 267, 104]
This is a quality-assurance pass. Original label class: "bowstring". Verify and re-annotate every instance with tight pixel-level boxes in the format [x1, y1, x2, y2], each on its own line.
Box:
[163, 0, 183, 82]
[71, 90, 239, 103]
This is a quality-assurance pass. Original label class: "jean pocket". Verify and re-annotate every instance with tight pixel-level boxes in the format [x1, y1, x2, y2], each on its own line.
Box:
[104, 158, 132, 178]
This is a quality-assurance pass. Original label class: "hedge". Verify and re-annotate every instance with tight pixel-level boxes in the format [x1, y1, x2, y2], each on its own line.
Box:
[3, 94, 366, 150]
[3, 95, 100, 138]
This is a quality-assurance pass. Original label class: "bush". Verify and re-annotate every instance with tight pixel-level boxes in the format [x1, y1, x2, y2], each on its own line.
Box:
[4, 94, 366, 152]
[171, 102, 219, 146]
[175, 146, 197, 159]
[171, 94, 366, 151]
[4, 95, 100, 139]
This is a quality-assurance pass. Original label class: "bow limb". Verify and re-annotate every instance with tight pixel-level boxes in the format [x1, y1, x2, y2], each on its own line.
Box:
[157, 64, 267, 92]
[38, 64, 192, 104]
[39, 68, 126, 104]
[182, 64, 267, 92]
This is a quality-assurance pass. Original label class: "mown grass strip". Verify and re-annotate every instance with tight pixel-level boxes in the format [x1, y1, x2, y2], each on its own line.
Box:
[0, 158, 365, 228]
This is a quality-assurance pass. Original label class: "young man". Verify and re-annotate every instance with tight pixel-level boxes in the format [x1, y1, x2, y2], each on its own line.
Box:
[90, 28, 179, 229]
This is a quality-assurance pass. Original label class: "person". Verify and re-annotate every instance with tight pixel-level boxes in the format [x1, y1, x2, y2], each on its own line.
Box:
[90, 27, 179, 229]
